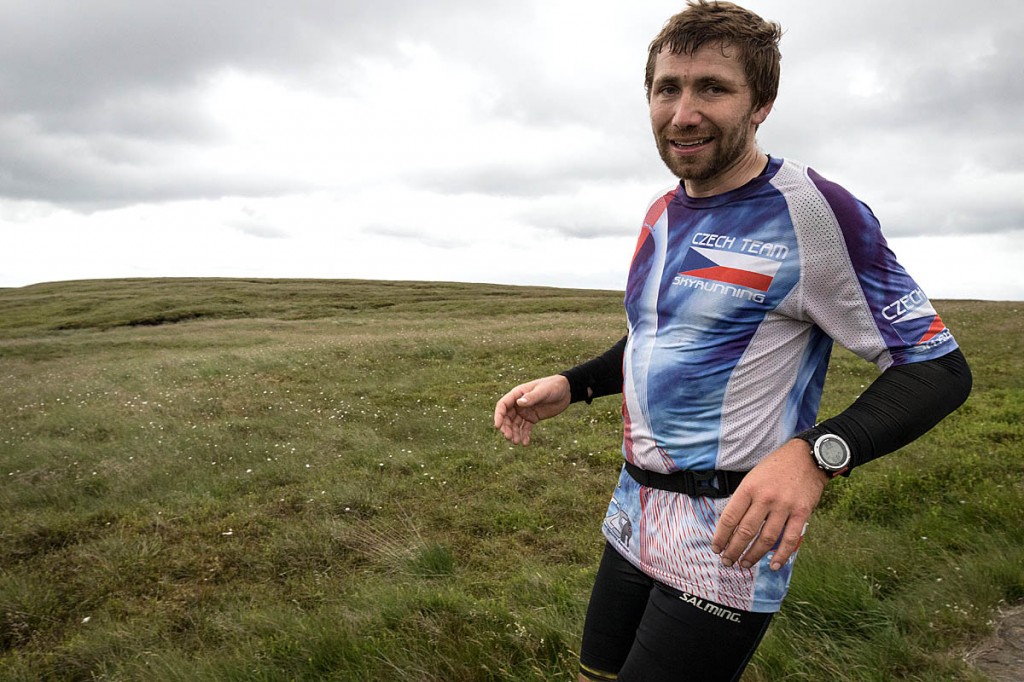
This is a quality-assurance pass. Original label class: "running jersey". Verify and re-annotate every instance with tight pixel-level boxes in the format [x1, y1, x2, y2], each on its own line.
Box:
[602, 156, 959, 612]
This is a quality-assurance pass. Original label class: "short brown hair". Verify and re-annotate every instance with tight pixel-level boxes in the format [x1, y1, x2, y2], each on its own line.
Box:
[644, 1, 782, 110]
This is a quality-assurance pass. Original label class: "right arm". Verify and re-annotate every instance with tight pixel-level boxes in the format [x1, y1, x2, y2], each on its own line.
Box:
[559, 335, 627, 404]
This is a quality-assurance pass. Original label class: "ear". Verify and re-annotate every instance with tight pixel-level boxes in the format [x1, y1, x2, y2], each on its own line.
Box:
[752, 100, 774, 126]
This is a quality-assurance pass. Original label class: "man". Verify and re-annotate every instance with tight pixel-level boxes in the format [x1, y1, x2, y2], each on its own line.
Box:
[493, 2, 972, 681]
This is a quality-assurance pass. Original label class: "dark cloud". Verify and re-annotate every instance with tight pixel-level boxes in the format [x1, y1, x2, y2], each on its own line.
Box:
[32, 89, 220, 142]
[0, 0, 493, 115]
[751, 0, 1024, 238]
[0, 117, 297, 207]
[0, 0, 495, 206]
[895, 31, 1024, 133]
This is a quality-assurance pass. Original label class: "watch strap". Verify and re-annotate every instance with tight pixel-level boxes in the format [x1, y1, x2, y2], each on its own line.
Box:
[795, 426, 851, 477]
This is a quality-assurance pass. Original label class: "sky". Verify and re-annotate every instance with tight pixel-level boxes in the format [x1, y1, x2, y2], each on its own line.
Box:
[2, 0, 1023, 300]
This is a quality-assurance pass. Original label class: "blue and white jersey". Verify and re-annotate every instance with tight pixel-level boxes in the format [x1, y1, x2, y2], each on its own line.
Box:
[604, 157, 958, 612]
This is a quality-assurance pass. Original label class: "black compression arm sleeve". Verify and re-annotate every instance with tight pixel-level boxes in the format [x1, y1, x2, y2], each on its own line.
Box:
[560, 335, 627, 404]
[803, 348, 972, 471]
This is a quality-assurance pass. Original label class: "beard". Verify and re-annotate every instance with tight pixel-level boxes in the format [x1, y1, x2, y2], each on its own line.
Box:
[656, 119, 753, 183]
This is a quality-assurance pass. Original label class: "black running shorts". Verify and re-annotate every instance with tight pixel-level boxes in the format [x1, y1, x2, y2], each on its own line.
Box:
[580, 543, 773, 682]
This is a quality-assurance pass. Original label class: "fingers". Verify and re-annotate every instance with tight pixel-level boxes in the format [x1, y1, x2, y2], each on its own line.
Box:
[513, 419, 535, 446]
[726, 513, 784, 569]
[493, 386, 525, 429]
[493, 384, 537, 445]
[712, 495, 810, 571]
[710, 492, 750, 558]
[493, 375, 571, 446]
[710, 440, 825, 571]
[711, 493, 763, 567]
[767, 522, 806, 571]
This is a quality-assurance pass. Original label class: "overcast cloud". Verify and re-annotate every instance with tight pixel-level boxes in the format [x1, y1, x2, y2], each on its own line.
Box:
[2, 0, 1022, 299]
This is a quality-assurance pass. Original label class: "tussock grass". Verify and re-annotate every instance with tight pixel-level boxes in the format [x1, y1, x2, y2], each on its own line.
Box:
[1, 280, 1020, 680]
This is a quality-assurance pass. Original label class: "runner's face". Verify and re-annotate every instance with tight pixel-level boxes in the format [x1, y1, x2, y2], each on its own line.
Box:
[649, 45, 772, 195]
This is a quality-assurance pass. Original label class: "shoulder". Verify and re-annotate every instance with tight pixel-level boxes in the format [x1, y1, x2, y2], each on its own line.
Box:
[645, 184, 681, 209]
[770, 160, 883, 244]
[640, 184, 682, 231]
[776, 161, 874, 219]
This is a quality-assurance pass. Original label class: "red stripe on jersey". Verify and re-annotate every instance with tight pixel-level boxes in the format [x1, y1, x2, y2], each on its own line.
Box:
[633, 190, 677, 262]
[919, 315, 946, 343]
[682, 266, 774, 292]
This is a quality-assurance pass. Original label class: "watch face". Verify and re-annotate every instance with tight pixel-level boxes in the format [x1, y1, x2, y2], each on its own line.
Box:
[817, 435, 850, 469]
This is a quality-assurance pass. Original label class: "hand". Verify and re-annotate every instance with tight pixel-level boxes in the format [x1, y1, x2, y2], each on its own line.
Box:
[710, 439, 829, 571]
[493, 375, 572, 445]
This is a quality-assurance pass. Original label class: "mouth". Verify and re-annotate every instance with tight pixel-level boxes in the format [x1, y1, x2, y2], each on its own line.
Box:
[670, 136, 713, 149]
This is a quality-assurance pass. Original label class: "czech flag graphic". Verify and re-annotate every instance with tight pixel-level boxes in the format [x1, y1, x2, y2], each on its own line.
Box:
[679, 247, 782, 292]
[892, 305, 947, 345]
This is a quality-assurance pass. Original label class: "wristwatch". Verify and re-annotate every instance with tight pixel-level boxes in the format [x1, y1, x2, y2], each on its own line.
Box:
[797, 430, 851, 477]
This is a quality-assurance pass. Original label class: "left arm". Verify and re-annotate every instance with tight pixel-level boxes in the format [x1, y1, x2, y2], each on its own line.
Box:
[801, 348, 971, 469]
[711, 348, 972, 570]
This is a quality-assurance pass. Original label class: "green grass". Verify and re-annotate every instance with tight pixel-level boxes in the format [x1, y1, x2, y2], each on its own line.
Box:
[0, 280, 1020, 681]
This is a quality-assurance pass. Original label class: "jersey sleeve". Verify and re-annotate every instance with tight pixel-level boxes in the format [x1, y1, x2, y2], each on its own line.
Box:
[797, 168, 959, 370]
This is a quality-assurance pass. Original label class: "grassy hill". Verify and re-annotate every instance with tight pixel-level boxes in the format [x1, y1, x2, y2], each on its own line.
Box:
[1, 279, 1020, 681]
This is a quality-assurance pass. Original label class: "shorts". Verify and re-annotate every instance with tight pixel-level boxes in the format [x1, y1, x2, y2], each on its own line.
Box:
[580, 543, 773, 682]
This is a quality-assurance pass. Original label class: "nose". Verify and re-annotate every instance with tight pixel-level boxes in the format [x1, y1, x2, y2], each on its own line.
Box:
[671, 92, 702, 128]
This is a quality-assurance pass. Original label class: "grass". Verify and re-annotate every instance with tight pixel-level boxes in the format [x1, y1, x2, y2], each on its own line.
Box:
[0, 279, 1020, 681]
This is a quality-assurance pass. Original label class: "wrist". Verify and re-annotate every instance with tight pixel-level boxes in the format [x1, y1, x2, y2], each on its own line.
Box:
[559, 369, 591, 404]
[795, 428, 852, 478]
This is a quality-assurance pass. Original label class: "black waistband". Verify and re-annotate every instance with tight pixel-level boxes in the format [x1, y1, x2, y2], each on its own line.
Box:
[624, 461, 746, 499]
